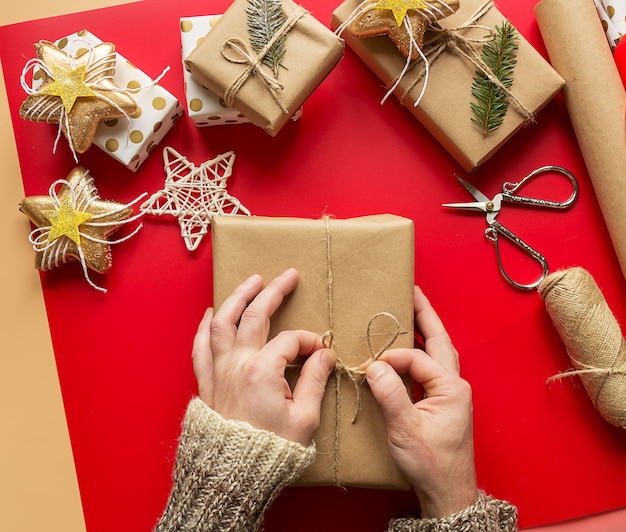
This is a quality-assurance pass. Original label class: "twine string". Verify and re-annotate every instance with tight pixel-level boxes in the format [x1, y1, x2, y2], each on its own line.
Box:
[221, 6, 308, 112]
[320, 216, 405, 484]
[539, 267, 626, 429]
[395, 0, 535, 121]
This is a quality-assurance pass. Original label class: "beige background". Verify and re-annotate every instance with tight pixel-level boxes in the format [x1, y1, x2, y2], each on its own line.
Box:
[0, 1, 623, 531]
[0, 2, 133, 531]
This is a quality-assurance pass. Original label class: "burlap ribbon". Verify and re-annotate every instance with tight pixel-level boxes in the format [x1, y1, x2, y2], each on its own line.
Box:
[220, 5, 308, 113]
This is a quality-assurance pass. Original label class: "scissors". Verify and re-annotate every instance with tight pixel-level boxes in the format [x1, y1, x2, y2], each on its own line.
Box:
[442, 165, 579, 290]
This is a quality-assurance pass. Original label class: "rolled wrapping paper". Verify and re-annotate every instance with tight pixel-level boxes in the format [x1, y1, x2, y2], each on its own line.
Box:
[535, 0, 626, 281]
[538, 267, 626, 428]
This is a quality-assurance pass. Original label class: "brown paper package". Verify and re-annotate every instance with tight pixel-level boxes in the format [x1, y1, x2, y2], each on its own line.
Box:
[535, 0, 626, 281]
[212, 214, 414, 489]
[331, 0, 565, 171]
[185, 0, 345, 136]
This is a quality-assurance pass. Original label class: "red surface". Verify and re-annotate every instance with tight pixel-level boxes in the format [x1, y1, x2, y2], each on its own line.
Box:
[615, 38, 626, 88]
[2, 1, 626, 530]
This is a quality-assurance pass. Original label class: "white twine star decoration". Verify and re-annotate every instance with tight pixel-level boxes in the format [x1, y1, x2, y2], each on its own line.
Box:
[141, 147, 250, 251]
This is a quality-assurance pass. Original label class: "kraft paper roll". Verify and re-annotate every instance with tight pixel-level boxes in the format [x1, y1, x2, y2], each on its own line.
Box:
[539, 267, 626, 428]
[535, 0, 626, 281]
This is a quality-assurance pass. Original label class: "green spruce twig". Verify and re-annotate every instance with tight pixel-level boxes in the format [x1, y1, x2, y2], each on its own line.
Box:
[246, 0, 287, 77]
[470, 21, 519, 135]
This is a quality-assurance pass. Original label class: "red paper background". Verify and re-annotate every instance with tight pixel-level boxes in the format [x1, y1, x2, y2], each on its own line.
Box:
[1, 0, 626, 530]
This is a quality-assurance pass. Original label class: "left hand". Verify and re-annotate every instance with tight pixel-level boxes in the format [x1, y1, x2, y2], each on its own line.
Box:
[191, 268, 337, 446]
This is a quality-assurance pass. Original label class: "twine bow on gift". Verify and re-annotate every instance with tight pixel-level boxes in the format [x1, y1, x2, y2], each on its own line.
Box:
[220, 5, 308, 113]
[396, 0, 535, 122]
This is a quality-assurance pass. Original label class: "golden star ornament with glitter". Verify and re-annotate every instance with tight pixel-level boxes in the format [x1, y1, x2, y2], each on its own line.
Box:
[19, 40, 137, 156]
[141, 147, 251, 251]
[20, 167, 145, 292]
[350, 0, 460, 59]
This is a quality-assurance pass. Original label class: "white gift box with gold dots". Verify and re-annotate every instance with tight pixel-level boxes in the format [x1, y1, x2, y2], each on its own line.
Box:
[32, 29, 183, 172]
[180, 15, 250, 126]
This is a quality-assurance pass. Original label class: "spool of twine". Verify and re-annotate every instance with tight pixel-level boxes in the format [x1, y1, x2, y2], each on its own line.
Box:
[538, 267, 626, 428]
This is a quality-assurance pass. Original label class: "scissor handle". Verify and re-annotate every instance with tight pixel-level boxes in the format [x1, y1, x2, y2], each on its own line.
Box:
[485, 221, 549, 290]
[501, 165, 578, 209]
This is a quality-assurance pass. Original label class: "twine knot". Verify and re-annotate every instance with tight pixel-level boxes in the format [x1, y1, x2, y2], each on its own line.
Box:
[221, 38, 287, 113]
[220, 5, 308, 113]
[395, 0, 535, 123]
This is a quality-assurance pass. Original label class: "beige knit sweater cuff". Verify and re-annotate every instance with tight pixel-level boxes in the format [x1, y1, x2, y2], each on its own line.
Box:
[155, 397, 316, 532]
[388, 491, 518, 531]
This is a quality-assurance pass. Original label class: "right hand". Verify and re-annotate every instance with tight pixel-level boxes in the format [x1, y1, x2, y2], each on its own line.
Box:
[365, 286, 478, 519]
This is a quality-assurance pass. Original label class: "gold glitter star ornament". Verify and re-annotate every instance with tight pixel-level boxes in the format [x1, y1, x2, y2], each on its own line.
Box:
[19, 40, 138, 156]
[349, 0, 460, 59]
[20, 167, 146, 292]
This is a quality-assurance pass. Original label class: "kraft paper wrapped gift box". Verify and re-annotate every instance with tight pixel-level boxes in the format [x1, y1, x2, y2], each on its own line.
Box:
[212, 214, 414, 489]
[331, 0, 565, 171]
[185, 0, 345, 136]
[30, 29, 182, 171]
[180, 15, 302, 127]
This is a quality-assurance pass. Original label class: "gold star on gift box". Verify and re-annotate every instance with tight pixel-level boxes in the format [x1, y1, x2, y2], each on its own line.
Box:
[20, 167, 145, 292]
[19, 40, 138, 156]
[350, 0, 460, 59]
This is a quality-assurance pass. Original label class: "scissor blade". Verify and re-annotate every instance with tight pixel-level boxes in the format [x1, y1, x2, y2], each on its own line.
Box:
[441, 201, 488, 212]
[454, 175, 491, 203]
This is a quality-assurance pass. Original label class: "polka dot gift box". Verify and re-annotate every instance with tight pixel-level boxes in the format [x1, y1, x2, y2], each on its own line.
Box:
[30, 29, 183, 172]
[180, 15, 250, 126]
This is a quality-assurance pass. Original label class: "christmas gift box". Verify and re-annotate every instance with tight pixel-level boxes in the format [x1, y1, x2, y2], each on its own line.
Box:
[212, 214, 414, 489]
[180, 15, 250, 126]
[23, 29, 182, 171]
[180, 15, 303, 127]
[331, 0, 565, 171]
[185, 0, 345, 136]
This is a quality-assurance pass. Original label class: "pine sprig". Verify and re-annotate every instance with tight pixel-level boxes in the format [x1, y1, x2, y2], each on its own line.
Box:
[470, 21, 519, 135]
[246, 0, 287, 77]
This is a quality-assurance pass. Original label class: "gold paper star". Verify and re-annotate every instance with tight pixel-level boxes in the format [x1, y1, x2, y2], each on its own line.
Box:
[42, 196, 93, 244]
[20, 167, 139, 276]
[376, 0, 428, 26]
[141, 147, 250, 251]
[40, 64, 97, 113]
[20, 40, 137, 154]
[350, 0, 460, 59]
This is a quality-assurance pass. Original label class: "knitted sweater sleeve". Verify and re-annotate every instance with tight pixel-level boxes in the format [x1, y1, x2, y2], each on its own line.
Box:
[387, 491, 518, 531]
[154, 397, 316, 532]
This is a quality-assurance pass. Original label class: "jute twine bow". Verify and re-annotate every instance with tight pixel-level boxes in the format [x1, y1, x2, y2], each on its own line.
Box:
[220, 6, 308, 113]
[538, 267, 626, 429]
[396, 0, 535, 123]
[321, 216, 406, 484]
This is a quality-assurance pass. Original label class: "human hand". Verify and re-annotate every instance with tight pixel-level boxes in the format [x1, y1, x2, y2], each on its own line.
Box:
[365, 286, 478, 518]
[191, 268, 337, 447]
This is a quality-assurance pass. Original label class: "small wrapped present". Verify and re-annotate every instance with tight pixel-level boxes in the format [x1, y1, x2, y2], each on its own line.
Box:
[212, 214, 414, 489]
[23, 29, 182, 171]
[180, 15, 250, 126]
[185, 0, 344, 136]
[331, 0, 565, 171]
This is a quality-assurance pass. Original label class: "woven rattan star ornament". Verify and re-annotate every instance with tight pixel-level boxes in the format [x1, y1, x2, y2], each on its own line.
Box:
[141, 147, 251, 251]
[350, 0, 460, 59]
[19, 40, 138, 158]
[20, 167, 145, 292]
